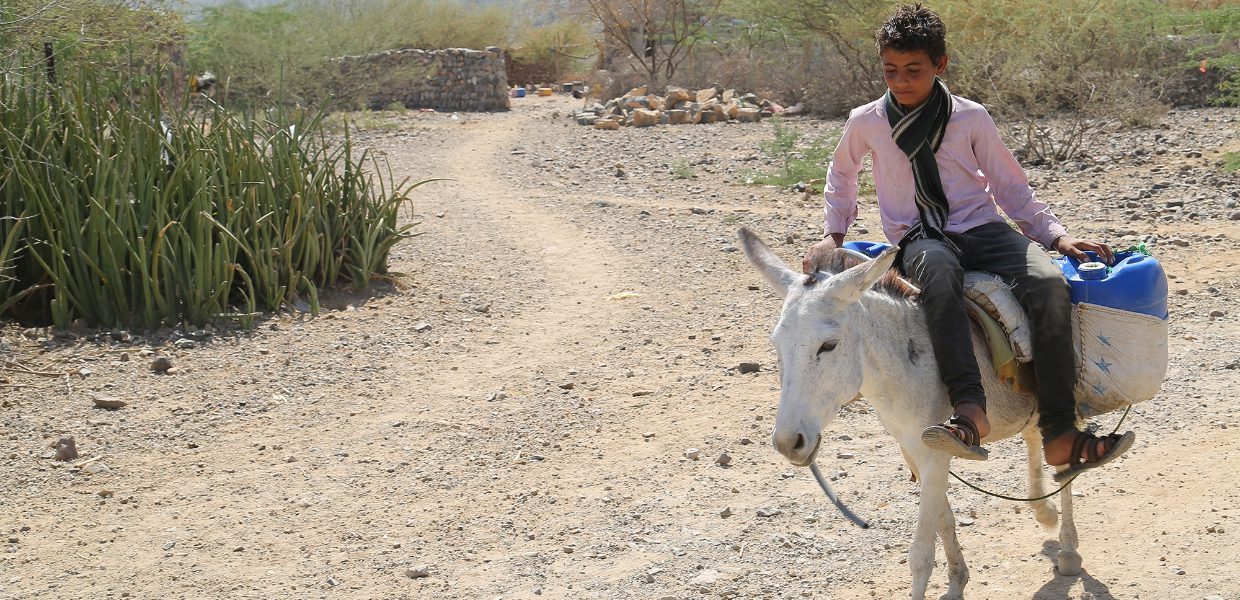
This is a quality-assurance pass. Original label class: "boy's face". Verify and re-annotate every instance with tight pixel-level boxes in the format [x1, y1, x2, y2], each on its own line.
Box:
[881, 49, 949, 110]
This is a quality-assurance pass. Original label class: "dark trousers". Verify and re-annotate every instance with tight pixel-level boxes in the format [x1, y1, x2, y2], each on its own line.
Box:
[900, 221, 1077, 441]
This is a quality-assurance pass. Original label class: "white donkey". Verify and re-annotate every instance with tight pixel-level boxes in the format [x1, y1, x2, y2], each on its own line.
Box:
[739, 227, 1085, 600]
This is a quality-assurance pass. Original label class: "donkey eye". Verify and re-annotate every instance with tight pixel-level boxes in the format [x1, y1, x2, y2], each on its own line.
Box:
[817, 341, 838, 355]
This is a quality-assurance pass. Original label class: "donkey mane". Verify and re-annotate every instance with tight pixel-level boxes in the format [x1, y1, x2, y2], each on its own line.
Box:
[805, 248, 920, 300]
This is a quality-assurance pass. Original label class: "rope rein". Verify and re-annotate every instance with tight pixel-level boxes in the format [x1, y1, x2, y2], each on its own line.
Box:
[947, 405, 1132, 502]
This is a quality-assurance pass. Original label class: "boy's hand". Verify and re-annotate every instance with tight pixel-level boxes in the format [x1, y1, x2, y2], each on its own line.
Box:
[803, 233, 846, 273]
[1053, 236, 1114, 265]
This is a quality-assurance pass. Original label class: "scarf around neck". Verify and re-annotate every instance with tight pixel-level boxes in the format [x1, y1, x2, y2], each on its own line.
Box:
[885, 76, 956, 251]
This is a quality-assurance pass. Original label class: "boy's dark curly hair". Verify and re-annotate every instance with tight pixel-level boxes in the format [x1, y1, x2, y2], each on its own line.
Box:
[875, 3, 947, 63]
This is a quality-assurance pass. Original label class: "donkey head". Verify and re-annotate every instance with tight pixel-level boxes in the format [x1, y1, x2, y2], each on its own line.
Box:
[738, 228, 900, 466]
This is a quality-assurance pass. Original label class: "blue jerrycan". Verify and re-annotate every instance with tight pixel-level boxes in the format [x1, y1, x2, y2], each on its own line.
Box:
[841, 241, 1168, 319]
[1053, 251, 1168, 319]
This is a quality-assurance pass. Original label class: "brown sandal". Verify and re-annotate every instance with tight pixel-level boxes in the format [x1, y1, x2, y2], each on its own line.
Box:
[1052, 430, 1136, 483]
[921, 415, 989, 461]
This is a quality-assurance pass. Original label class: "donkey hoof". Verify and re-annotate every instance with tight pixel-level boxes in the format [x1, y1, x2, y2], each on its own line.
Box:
[1034, 502, 1058, 528]
[938, 592, 965, 600]
[1056, 549, 1083, 576]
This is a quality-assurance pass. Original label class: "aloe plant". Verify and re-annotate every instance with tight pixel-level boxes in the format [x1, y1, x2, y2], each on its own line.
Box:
[0, 69, 426, 329]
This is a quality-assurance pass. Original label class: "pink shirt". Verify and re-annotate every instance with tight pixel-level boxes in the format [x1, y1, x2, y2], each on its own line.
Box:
[823, 95, 1068, 249]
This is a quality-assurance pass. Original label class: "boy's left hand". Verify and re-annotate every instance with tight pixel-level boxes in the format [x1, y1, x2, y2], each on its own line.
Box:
[1054, 236, 1114, 265]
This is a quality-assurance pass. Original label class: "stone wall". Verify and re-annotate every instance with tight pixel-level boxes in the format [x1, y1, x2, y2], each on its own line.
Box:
[337, 47, 509, 112]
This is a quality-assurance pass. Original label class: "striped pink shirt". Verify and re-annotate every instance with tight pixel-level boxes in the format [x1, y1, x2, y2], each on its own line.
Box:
[823, 95, 1068, 248]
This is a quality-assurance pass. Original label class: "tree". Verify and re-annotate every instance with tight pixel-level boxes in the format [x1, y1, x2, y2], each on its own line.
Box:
[0, 0, 183, 76]
[581, 0, 722, 89]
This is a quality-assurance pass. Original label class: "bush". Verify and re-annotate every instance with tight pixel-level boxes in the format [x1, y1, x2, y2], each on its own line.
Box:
[745, 119, 838, 193]
[0, 69, 422, 328]
[510, 19, 594, 85]
[0, 1, 184, 77]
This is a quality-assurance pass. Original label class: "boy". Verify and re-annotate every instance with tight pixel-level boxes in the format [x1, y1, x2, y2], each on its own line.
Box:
[802, 3, 1133, 480]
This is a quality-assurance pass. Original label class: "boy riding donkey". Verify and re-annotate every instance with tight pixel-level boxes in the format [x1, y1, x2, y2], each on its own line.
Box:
[802, 3, 1134, 480]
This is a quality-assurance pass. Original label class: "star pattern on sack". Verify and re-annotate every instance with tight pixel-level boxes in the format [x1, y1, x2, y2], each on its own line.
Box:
[1093, 357, 1113, 374]
[1092, 383, 1106, 395]
[1097, 334, 1112, 347]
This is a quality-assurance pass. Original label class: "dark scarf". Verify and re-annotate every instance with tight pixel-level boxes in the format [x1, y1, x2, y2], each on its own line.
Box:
[885, 76, 956, 251]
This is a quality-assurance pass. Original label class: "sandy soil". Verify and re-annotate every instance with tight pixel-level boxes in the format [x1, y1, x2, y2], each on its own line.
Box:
[2, 94, 1239, 600]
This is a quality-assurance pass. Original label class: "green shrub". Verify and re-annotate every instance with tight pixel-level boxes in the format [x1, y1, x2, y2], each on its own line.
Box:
[0, 1, 184, 76]
[746, 119, 838, 193]
[1223, 152, 1240, 173]
[0, 69, 424, 329]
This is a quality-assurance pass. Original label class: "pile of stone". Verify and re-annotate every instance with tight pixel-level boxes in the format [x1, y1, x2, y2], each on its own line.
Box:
[575, 86, 775, 130]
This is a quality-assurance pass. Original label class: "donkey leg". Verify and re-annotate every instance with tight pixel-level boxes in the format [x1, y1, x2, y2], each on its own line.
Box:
[1056, 475, 1083, 576]
[935, 500, 968, 600]
[910, 451, 951, 600]
[1021, 426, 1058, 528]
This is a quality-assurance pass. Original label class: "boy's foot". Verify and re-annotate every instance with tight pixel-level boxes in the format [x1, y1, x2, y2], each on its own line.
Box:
[1044, 429, 1136, 483]
[921, 401, 991, 460]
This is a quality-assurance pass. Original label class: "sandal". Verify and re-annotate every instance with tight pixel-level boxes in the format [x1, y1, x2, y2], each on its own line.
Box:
[1052, 430, 1136, 483]
[921, 414, 989, 461]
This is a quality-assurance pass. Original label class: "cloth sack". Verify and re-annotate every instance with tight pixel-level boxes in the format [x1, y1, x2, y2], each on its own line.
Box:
[963, 276, 1168, 417]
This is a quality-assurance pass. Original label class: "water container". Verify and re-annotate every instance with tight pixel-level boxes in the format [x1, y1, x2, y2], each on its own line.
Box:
[514, 87, 526, 98]
[1053, 251, 1168, 319]
[842, 240, 892, 257]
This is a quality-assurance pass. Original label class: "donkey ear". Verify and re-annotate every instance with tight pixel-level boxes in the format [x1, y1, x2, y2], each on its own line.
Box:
[826, 247, 899, 304]
[738, 227, 799, 298]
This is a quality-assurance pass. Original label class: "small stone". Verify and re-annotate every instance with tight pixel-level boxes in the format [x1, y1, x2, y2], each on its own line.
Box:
[563, 545, 574, 554]
[413, 322, 432, 332]
[53, 437, 78, 461]
[284, 455, 297, 463]
[91, 396, 127, 410]
[757, 507, 781, 517]
[715, 452, 732, 466]
[1210, 310, 1225, 318]
[737, 362, 760, 374]
[406, 565, 430, 578]
[720, 507, 733, 518]
[641, 572, 655, 584]
[836, 452, 855, 459]
[632, 390, 654, 396]
[150, 357, 173, 372]
[690, 570, 719, 587]
[684, 448, 700, 460]
[82, 462, 111, 475]
[738, 437, 753, 445]
[558, 382, 575, 390]
[642, 432, 656, 439]
[1229, 211, 1240, 221]
[532, 586, 543, 595]
[1169, 566, 1185, 575]
[958, 516, 975, 526]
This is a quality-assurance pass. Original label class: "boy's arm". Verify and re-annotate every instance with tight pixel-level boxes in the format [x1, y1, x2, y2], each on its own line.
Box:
[974, 117, 1115, 263]
[971, 111, 1068, 249]
[804, 115, 867, 273]
[823, 115, 867, 238]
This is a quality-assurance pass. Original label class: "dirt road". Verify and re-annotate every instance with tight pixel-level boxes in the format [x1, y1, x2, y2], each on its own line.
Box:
[2, 95, 1238, 600]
